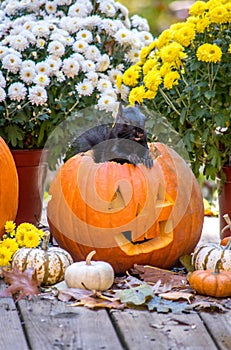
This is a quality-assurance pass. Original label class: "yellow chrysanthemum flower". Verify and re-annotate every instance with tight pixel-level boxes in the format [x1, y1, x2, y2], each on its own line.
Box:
[0, 247, 12, 266]
[187, 15, 211, 33]
[23, 230, 40, 248]
[159, 42, 186, 64]
[143, 69, 162, 91]
[228, 44, 231, 53]
[163, 71, 180, 89]
[173, 23, 196, 47]
[156, 29, 173, 49]
[209, 5, 228, 24]
[128, 85, 146, 105]
[1, 237, 18, 254]
[139, 47, 150, 63]
[197, 43, 222, 63]
[143, 58, 159, 75]
[122, 66, 140, 87]
[4, 221, 16, 234]
[116, 74, 123, 89]
[189, 0, 208, 16]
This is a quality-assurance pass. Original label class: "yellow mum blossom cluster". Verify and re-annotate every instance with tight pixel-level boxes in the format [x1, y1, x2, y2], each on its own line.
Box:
[119, 0, 231, 181]
[0, 221, 44, 266]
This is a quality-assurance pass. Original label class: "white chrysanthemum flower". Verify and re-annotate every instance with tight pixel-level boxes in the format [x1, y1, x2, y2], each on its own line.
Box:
[114, 2, 129, 18]
[32, 22, 50, 38]
[126, 49, 140, 63]
[131, 15, 150, 31]
[82, 15, 102, 29]
[47, 40, 66, 57]
[138, 31, 153, 46]
[46, 57, 62, 75]
[97, 93, 117, 112]
[50, 33, 68, 45]
[68, 3, 90, 18]
[99, 1, 116, 18]
[21, 60, 36, 70]
[28, 85, 48, 106]
[21, 29, 36, 45]
[36, 62, 51, 76]
[9, 35, 29, 52]
[86, 71, 98, 87]
[45, 1, 57, 14]
[20, 67, 36, 84]
[81, 59, 96, 72]
[76, 79, 94, 96]
[0, 45, 9, 59]
[114, 28, 133, 45]
[100, 19, 118, 36]
[76, 30, 93, 43]
[71, 53, 85, 65]
[96, 54, 110, 72]
[34, 73, 50, 87]
[108, 68, 122, 84]
[62, 58, 80, 78]
[73, 40, 88, 53]
[0, 87, 6, 102]
[2, 54, 22, 73]
[97, 78, 112, 92]
[0, 72, 6, 88]
[8, 82, 27, 102]
[59, 16, 84, 33]
[85, 45, 101, 61]
[102, 88, 117, 99]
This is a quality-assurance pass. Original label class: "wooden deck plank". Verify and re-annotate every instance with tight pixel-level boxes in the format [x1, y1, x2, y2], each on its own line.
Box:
[110, 309, 218, 350]
[18, 297, 124, 350]
[0, 282, 29, 350]
[199, 311, 231, 350]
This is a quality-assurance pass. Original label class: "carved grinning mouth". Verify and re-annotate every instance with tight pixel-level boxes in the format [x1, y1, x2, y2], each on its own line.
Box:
[114, 219, 174, 256]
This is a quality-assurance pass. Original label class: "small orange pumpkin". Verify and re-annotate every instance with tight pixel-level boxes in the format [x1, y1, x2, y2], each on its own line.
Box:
[188, 260, 231, 297]
[0, 137, 18, 237]
[47, 142, 204, 274]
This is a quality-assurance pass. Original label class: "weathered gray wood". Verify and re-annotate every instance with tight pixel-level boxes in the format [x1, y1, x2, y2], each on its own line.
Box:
[0, 281, 29, 350]
[110, 309, 218, 350]
[200, 311, 231, 350]
[18, 297, 124, 350]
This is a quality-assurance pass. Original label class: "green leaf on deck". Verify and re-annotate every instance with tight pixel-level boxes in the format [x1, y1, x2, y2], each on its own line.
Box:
[117, 284, 153, 306]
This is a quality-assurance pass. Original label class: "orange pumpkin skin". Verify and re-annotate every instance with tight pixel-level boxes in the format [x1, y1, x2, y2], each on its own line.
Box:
[188, 269, 231, 297]
[0, 137, 18, 237]
[47, 142, 204, 274]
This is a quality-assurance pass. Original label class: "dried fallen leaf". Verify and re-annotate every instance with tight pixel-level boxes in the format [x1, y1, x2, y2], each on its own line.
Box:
[159, 291, 194, 304]
[117, 284, 153, 306]
[132, 265, 187, 288]
[0, 267, 39, 301]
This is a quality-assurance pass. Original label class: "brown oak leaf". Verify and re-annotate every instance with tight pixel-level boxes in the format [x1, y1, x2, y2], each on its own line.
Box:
[0, 267, 40, 301]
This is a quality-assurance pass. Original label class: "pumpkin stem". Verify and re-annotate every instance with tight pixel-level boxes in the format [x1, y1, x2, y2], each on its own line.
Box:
[41, 231, 50, 251]
[86, 250, 96, 265]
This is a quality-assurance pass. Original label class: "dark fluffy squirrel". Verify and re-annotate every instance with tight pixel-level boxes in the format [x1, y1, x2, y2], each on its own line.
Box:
[65, 104, 153, 168]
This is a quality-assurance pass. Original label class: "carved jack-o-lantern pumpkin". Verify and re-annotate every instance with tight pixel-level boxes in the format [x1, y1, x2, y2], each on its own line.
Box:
[47, 142, 204, 274]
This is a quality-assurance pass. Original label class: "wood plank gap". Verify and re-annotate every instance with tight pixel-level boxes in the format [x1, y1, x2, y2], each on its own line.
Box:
[107, 309, 128, 350]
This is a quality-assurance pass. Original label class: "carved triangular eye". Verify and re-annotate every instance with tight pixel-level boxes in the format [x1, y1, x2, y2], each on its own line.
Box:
[108, 186, 126, 210]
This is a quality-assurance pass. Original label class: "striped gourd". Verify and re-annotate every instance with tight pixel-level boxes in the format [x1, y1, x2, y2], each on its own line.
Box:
[192, 240, 231, 271]
[12, 232, 73, 286]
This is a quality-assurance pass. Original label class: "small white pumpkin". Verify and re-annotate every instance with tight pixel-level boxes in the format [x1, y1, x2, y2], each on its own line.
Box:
[12, 231, 73, 285]
[192, 239, 231, 271]
[65, 250, 114, 291]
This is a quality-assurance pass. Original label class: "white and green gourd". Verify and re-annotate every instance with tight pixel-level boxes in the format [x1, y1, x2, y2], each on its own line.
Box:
[12, 231, 73, 285]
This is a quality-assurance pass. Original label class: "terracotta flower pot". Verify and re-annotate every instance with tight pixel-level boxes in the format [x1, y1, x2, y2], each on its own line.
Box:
[218, 165, 231, 239]
[11, 149, 48, 226]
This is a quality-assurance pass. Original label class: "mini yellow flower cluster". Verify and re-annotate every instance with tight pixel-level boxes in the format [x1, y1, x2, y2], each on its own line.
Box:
[0, 221, 44, 267]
